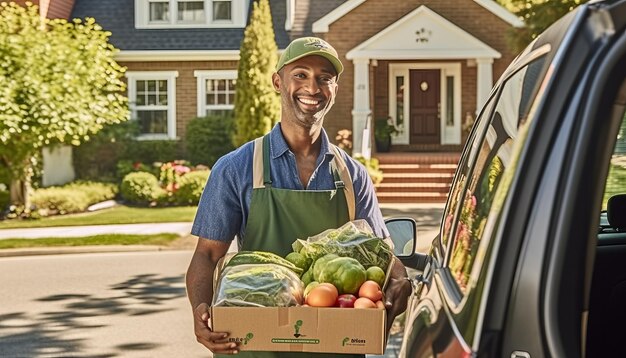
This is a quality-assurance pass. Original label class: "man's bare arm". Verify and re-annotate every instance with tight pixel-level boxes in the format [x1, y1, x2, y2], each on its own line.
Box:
[185, 237, 235, 354]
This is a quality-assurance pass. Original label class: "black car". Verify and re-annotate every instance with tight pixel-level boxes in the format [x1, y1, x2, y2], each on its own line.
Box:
[388, 1, 626, 356]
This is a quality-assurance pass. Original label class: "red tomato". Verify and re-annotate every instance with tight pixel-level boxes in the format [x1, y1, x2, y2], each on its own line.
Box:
[358, 280, 383, 302]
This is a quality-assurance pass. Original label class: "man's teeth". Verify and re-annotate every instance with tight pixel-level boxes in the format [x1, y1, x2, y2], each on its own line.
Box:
[299, 98, 319, 105]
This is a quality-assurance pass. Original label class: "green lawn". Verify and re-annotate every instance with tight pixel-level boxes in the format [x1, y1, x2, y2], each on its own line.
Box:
[0, 205, 198, 229]
[0, 233, 180, 249]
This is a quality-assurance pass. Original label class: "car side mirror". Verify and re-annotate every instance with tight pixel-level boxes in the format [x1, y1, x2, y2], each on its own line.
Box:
[385, 217, 417, 257]
[385, 217, 430, 270]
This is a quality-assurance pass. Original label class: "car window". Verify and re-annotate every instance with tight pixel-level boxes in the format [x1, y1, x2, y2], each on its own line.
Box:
[603, 114, 626, 209]
[440, 95, 497, 252]
[447, 56, 547, 294]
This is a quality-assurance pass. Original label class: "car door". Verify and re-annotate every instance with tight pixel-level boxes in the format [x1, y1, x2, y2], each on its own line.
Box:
[400, 29, 555, 358]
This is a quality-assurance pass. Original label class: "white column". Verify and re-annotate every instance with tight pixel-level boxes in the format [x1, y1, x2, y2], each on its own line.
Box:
[351, 58, 371, 158]
[476, 58, 493, 113]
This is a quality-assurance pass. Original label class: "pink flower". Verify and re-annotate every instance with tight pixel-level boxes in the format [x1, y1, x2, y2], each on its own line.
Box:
[173, 165, 190, 175]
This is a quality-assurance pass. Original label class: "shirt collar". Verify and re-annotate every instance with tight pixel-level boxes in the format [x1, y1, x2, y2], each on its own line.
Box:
[269, 123, 335, 161]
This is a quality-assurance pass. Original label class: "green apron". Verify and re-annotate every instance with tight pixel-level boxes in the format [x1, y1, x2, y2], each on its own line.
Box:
[216, 135, 362, 358]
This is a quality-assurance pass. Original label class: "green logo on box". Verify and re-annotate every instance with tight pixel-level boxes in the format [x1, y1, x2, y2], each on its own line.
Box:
[342, 337, 367, 347]
[244, 333, 254, 345]
[294, 319, 303, 337]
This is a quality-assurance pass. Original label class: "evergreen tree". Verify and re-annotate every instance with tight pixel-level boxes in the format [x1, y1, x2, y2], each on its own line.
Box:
[233, 0, 280, 147]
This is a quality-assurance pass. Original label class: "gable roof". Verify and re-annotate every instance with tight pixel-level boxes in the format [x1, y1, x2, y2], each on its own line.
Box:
[313, 0, 524, 33]
[346, 5, 500, 60]
[289, 0, 346, 37]
[70, 0, 291, 51]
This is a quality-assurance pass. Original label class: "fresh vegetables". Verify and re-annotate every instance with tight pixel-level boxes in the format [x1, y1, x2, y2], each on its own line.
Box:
[226, 251, 303, 276]
[213, 263, 304, 307]
[317, 256, 367, 295]
[291, 220, 393, 271]
[213, 221, 392, 310]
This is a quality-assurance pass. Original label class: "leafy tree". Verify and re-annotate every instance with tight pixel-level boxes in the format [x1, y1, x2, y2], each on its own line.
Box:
[498, 0, 590, 52]
[233, 0, 280, 147]
[0, 2, 128, 208]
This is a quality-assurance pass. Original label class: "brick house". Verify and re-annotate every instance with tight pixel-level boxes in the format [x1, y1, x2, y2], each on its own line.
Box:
[31, 0, 522, 201]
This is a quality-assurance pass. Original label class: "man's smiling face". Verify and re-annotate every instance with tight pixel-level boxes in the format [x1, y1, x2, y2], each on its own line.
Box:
[273, 55, 338, 129]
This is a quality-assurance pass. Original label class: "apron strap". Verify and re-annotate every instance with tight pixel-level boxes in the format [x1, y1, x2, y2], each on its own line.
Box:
[331, 145, 356, 221]
[252, 137, 265, 189]
[252, 135, 273, 188]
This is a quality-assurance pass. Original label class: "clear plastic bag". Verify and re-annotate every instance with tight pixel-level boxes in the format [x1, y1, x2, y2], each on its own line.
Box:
[291, 219, 394, 271]
[212, 263, 304, 307]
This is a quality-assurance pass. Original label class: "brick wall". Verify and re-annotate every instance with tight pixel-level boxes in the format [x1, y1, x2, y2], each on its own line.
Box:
[320, 0, 517, 145]
[46, 0, 75, 19]
[120, 60, 238, 141]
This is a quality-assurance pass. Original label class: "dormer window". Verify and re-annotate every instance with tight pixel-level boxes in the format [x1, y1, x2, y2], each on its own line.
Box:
[149, 1, 170, 22]
[178, 0, 205, 23]
[136, 0, 245, 28]
[213, 0, 231, 21]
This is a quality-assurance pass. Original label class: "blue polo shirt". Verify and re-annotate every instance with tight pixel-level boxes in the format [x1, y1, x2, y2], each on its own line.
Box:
[191, 124, 389, 246]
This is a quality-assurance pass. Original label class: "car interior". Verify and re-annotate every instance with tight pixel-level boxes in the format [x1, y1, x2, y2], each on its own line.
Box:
[586, 80, 626, 356]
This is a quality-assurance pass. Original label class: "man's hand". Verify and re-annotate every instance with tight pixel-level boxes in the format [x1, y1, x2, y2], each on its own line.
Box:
[193, 302, 239, 354]
[383, 257, 412, 333]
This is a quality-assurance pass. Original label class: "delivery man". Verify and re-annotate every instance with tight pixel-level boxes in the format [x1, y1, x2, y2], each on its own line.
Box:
[186, 36, 412, 357]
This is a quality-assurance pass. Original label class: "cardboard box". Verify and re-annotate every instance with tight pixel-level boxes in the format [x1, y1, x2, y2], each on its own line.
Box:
[211, 306, 386, 354]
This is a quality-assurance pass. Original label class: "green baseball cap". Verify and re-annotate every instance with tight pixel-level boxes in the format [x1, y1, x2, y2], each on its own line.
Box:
[276, 37, 344, 77]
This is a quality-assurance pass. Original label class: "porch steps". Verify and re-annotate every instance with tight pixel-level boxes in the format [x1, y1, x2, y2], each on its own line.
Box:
[374, 153, 460, 204]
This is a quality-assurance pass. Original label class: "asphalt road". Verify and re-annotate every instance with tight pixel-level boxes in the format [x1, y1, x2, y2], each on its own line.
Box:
[0, 250, 208, 358]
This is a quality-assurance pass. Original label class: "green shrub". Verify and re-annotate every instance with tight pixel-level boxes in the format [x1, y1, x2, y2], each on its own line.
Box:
[73, 121, 139, 181]
[63, 181, 118, 204]
[74, 120, 183, 181]
[186, 115, 235, 167]
[31, 188, 91, 215]
[0, 190, 9, 211]
[172, 170, 210, 205]
[28, 181, 119, 216]
[354, 155, 384, 186]
[120, 172, 166, 206]
[124, 140, 181, 165]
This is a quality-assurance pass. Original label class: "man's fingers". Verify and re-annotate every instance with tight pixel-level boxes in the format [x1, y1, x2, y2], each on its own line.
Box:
[197, 333, 239, 354]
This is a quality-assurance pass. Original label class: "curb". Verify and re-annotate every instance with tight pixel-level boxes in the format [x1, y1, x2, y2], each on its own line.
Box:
[0, 244, 192, 258]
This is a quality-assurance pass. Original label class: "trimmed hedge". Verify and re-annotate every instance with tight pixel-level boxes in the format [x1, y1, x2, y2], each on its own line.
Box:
[172, 170, 210, 205]
[120, 172, 166, 205]
[30, 181, 118, 216]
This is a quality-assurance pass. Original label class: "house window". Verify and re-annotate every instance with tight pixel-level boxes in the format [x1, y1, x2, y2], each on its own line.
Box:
[136, 0, 246, 28]
[149, 0, 170, 22]
[178, 0, 204, 23]
[213, 0, 231, 21]
[126, 71, 179, 139]
[195, 70, 237, 117]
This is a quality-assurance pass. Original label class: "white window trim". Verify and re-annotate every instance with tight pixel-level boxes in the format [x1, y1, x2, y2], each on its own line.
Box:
[194, 70, 237, 117]
[135, 0, 246, 29]
[126, 71, 179, 140]
[389, 62, 462, 145]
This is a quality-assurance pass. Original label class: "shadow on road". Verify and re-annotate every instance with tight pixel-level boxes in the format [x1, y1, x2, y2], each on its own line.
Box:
[0, 274, 186, 357]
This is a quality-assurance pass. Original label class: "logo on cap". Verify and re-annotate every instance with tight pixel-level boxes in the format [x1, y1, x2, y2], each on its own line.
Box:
[304, 38, 332, 52]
